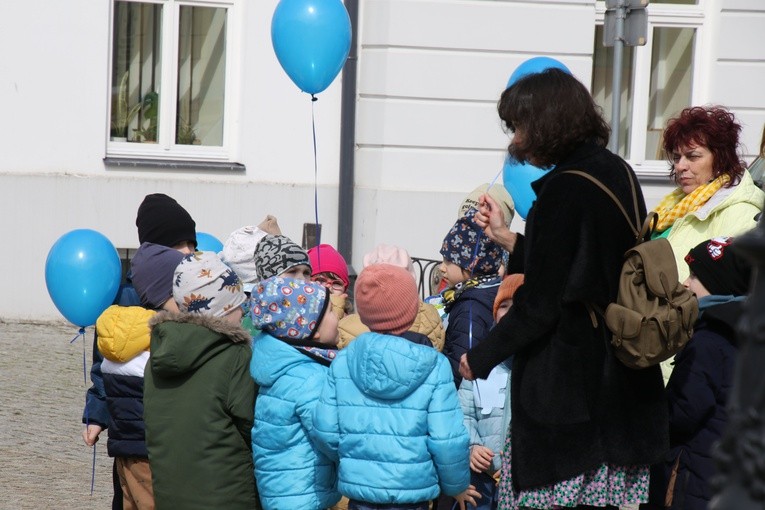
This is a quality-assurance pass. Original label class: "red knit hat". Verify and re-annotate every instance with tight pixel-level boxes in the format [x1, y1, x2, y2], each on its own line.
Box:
[308, 244, 350, 289]
[493, 274, 524, 321]
[355, 264, 419, 335]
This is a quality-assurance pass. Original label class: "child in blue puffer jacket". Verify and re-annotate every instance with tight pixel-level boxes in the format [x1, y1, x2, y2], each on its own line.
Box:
[249, 276, 341, 510]
[312, 263, 479, 510]
[458, 274, 523, 510]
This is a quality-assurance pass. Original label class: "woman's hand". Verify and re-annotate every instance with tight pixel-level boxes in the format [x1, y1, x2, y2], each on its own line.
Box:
[470, 445, 494, 473]
[459, 353, 476, 381]
[475, 193, 518, 253]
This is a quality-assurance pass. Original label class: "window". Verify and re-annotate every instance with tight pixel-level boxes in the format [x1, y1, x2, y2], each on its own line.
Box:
[592, 1, 703, 174]
[108, 0, 239, 161]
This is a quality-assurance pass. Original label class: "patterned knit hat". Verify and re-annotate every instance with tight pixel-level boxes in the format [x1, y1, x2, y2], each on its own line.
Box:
[458, 183, 515, 227]
[684, 236, 752, 296]
[250, 277, 329, 340]
[220, 225, 271, 293]
[130, 242, 185, 309]
[362, 244, 416, 281]
[493, 274, 524, 321]
[173, 251, 246, 317]
[307, 244, 350, 289]
[136, 193, 197, 248]
[355, 264, 419, 335]
[440, 209, 503, 275]
[254, 235, 312, 280]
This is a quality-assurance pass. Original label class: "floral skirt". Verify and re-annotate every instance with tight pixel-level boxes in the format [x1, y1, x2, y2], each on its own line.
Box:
[496, 434, 649, 509]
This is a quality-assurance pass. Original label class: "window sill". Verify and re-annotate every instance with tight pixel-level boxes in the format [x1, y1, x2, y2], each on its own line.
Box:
[103, 157, 245, 172]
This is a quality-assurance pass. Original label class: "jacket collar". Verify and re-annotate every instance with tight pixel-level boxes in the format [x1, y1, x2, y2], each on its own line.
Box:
[531, 142, 602, 195]
[149, 311, 251, 344]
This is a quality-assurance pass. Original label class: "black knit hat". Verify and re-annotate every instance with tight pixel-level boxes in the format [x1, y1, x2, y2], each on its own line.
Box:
[684, 236, 752, 296]
[135, 193, 197, 248]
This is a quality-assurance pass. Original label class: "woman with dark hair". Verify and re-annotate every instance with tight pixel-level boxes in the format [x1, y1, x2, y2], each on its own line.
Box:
[652, 106, 764, 282]
[459, 68, 668, 509]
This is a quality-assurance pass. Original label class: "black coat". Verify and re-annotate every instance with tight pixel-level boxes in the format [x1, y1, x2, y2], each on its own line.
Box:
[467, 142, 669, 490]
[646, 300, 742, 510]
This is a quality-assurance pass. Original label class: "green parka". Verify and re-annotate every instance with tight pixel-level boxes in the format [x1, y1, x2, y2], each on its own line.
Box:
[144, 311, 259, 510]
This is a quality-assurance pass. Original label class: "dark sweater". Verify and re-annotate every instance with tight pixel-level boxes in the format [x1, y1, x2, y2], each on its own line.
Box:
[467, 142, 668, 490]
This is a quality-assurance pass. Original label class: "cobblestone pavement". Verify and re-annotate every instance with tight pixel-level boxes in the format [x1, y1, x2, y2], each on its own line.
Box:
[0, 320, 112, 509]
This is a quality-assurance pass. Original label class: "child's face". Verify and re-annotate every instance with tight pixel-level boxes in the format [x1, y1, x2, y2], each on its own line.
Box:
[315, 308, 339, 346]
[312, 272, 347, 296]
[683, 273, 710, 298]
[222, 306, 244, 325]
[495, 298, 513, 323]
[439, 259, 470, 287]
[281, 264, 312, 280]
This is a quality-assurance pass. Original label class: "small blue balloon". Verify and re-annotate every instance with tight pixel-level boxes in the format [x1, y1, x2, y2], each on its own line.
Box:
[502, 156, 551, 220]
[507, 57, 571, 88]
[271, 0, 352, 95]
[196, 232, 224, 253]
[45, 229, 122, 327]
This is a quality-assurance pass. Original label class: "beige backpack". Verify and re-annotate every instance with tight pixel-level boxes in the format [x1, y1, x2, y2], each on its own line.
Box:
[563, 169, 699, 369]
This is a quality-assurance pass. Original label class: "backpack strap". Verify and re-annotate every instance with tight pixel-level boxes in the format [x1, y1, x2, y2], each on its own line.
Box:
[561, 168, 641, 240]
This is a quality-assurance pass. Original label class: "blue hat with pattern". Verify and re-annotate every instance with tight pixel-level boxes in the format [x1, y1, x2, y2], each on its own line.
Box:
[173, 251, 246, 317]
[250, 276, 329, 340]
[440, 208, 503, 275]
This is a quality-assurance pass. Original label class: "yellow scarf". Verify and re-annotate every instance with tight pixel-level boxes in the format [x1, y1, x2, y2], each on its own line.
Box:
[653, 174, 729, 233]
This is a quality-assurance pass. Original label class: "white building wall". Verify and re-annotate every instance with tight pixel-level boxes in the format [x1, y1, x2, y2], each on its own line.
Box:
[1, 0, 764, 321]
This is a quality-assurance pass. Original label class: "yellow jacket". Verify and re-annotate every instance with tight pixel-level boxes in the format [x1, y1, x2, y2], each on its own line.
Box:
[337, 302, 445, 351]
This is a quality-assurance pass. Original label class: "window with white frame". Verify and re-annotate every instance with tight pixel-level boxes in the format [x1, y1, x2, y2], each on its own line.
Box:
[592, 0, 704, 175]
[108, 0, 239, 161]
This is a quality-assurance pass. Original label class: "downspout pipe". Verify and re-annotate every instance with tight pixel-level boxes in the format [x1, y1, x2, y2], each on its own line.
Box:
[337, 0, 359, 267]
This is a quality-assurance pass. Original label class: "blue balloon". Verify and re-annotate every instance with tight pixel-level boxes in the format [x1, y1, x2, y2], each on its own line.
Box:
[45, 229, 122, 327]
[502, 156, 551, 220]
[271, 0, 352, 95]
[507, 57, 571, 88]
[196, 232, 223, 253]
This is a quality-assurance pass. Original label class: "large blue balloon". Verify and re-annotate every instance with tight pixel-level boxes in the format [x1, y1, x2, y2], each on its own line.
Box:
[502, 156, 551, 220]
[507, 57, 571, 88]
[196, 232, 223, 253]
[45, 229, 122, 327]
[271, 0, 352, 95]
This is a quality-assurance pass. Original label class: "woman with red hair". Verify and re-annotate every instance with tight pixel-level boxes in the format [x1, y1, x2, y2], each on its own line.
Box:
[653, 105, 764, 282]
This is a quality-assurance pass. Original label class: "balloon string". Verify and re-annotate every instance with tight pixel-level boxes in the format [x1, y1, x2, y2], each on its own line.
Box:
[311, 94, 321, 249]
[81, 334, 97, 496]
[70, 327, 87, 384]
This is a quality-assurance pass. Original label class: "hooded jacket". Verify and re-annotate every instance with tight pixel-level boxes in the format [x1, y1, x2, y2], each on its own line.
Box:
[96, 305, 156, 458]
[647, 299, 743, 510]
[250, 332, 341, 510]
[144, 312, 258, 510]
[312, 332, 470, 504]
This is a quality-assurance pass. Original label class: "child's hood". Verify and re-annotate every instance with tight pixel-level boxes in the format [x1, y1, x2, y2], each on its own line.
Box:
[148, 311, 251, 377]
[96, 305, 156, 362]
[249, 331, 322, 386]
[346, 332, 438, 400]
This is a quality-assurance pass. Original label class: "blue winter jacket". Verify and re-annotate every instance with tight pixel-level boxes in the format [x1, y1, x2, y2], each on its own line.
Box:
[312, 332, 470, 504]
[250, 332, 340, 510]
[444, 279, 500, 386]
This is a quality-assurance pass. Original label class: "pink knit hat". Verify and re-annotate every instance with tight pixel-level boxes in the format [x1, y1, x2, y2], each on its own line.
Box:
[355, 264, 419, 335]
[307, 244, 349, 288]
[362, 244, 416, 281]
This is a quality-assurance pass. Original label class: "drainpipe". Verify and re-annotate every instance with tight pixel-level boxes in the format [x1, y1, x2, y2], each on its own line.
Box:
[337, 0, 359, 267]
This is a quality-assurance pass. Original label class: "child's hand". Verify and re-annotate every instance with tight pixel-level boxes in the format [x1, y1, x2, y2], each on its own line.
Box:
[470, 445, 494, 473]
[82, 424, 102, 446]
[459, 353, 475, 381]
[454, 484, 481, 510]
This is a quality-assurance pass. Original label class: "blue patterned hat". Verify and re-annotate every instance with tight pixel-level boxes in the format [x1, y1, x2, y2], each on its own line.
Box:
[173, 251, 246, 317]
[440, 208, 503, 275]
[249, 277, 329, 340]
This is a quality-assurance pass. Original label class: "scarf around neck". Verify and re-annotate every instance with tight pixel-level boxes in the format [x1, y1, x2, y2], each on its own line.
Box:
[653, 174, 730, 233]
